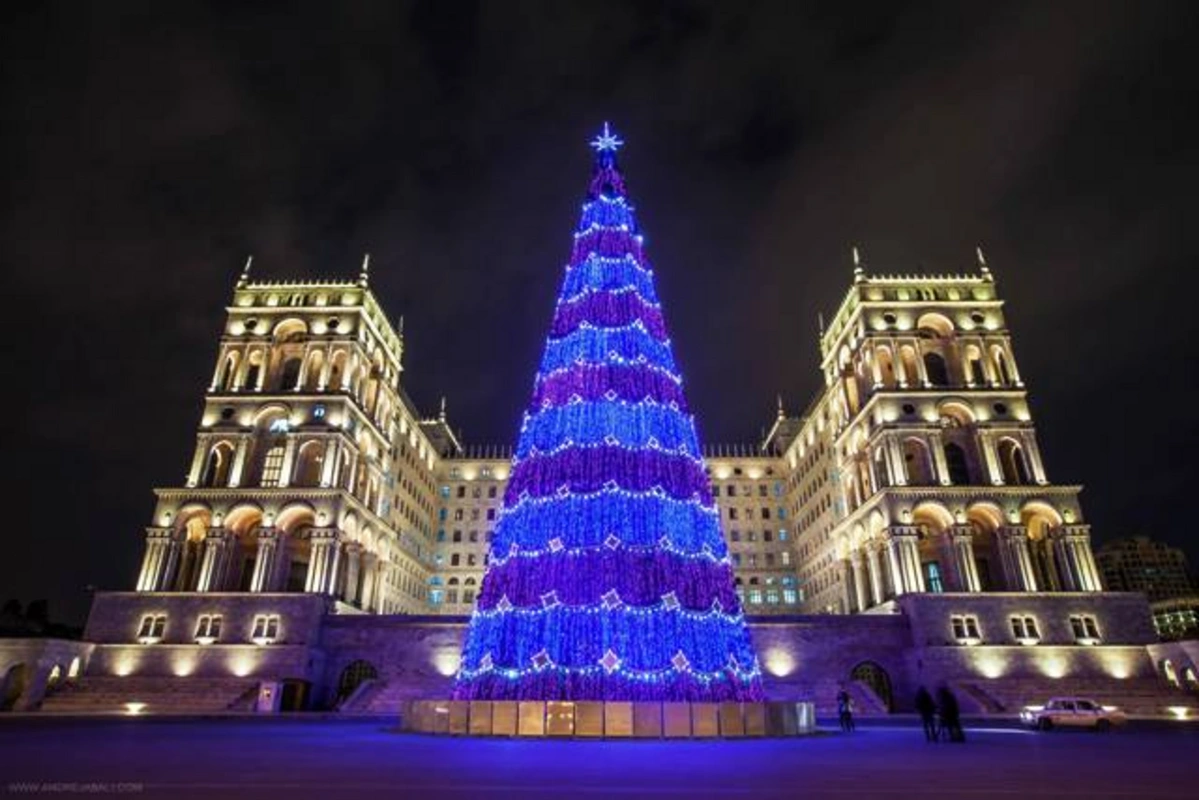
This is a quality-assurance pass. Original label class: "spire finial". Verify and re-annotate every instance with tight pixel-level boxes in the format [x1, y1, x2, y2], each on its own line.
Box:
[590, 122, 624, 153]
[976, 245, 992, 280]
[776, 394, 784, 418]
[852, 245, 865, 281]
[397, 314, 405, 337]
[237, 255, 253, 289]
[818, 312, 825, 336]
[439, 396, 447, 420]
[359, 253, 371, 286]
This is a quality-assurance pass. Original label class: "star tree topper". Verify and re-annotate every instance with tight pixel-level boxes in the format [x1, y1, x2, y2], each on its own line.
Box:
[590, 122, 624, 152]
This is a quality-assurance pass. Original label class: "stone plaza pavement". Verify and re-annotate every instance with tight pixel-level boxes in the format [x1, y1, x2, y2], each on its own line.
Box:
[1, 717, 1196, 799]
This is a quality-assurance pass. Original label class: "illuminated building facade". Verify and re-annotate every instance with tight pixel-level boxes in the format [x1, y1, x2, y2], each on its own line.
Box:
[2, 142, 1191, 716]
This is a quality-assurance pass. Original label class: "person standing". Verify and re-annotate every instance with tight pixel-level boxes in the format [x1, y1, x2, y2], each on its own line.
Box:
[837, 688, 855, 733]
[915, 686, 938, 742]
[936, 685, 964, 743]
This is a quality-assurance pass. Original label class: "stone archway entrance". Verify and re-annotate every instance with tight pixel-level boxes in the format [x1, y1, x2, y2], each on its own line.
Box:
[850, 661, 893, 712]
[337, 659, 379, 702]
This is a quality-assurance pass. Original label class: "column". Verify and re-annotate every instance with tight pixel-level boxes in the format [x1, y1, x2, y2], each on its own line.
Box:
[886, 536, 908, 595]
[374, 560, 390, 613]
[195, 528, 230, 592]
[343, 543, 363, 606]
[1062, 525, 1102, 592]
[890, 525, 926, 594]
[1075, 528, 1102, 592]
[159, 536, 180, 591]
[850, 551, 870, 612]
[866, 543, 886, 605]
[1021, 431, 1049, 484]
[230, 437, 250, 487]
[946, 525, 981, 592]
[928, 432, 950, 485]
[136, 529, 170, 592]
[186, 438, 209, 488]
[278, 436, 298, 488]
[328, 537, 344, 597]
[839, 560, 855, 613]
[887, 437, 907, 486]
[249, 528, 280, 592]
[305, 530, 334, 594]
[1050, 528, 1079, 591]
[1002, 342, 1023, 386]
[977, 431, 1002, 485]
[320, 439, 339, 487]
[359, 553, 378, 611]
[903, 532, 926, 593]
[998, 525, 1038, 591]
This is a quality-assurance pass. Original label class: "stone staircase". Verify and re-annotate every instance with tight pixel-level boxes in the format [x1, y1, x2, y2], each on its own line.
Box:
[38, 676, 259, 714]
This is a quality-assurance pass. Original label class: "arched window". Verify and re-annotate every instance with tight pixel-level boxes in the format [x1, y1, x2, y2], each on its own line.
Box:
[293, 441, 324, 487]
[875, 347, 895, 387]
[944, 442, 971, 485]
[201, 442, 234, 487]
[903, 438, 935, 485]
[218, 352, 239, 391]
[964, 348, 986, 385]
[304, 350, 325, 392]
[279, 357, 302, 391]
[994, 348, 1013, 385]
[923, 352, 949, 387]
[450, 553, 460, 566]
[998, 439, 1031, 485]
[244, 351, 264, 391]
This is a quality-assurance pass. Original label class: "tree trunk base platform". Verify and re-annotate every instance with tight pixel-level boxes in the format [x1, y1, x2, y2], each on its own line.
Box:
[398, 700, 817, 738]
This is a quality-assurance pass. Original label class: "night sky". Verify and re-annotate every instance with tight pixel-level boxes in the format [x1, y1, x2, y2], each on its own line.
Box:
[4, 1, 1198, 624]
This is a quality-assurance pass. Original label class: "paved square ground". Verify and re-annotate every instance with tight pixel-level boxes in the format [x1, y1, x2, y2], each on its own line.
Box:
[1, 718, 1196, 799]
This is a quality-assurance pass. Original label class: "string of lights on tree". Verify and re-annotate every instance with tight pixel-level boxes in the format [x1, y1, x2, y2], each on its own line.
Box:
[452, 124, 764, 702]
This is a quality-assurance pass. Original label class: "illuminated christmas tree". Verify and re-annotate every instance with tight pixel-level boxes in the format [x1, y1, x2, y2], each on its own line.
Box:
[453, 124, 763, 702]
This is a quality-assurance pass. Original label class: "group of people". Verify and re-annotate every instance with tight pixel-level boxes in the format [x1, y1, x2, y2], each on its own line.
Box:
[833, 684, 965, 742]
[916, 685, 965, 742]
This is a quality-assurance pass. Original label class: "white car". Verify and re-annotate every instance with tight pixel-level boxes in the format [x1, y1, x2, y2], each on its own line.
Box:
[1020, 697, 1126, 731]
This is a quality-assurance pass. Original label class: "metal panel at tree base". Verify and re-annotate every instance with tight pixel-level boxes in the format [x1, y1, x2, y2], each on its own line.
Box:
[691, 703, 719, 737]
[633, 702, 663, 737]
[518, 701, 546, 736]
[468, 701, 493, 736]
[575, 702, 604, 737]
[491, 701, 518, 736]
[719, 702, 744, 737]
[546, 701, 575, 736]
[662, 702, 692, 737]
[604, 701, 634, 737]
[448, 701, 469, 735]
[744, 703, 767, 736]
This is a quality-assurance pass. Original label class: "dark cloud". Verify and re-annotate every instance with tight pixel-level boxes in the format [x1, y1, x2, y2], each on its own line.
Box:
[2, 0, 1197, 622]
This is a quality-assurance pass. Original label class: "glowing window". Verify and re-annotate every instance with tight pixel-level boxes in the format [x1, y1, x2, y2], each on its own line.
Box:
[950, 614, 981, 643]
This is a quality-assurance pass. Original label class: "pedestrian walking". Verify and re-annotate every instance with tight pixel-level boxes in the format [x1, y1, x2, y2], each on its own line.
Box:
[936, 685, 964, 743]
[837, 688, 855, 733]
[915, 686, 938, 742]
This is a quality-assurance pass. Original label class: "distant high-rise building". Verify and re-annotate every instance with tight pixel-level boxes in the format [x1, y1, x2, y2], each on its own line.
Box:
[1095, 537, 1195, 602]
